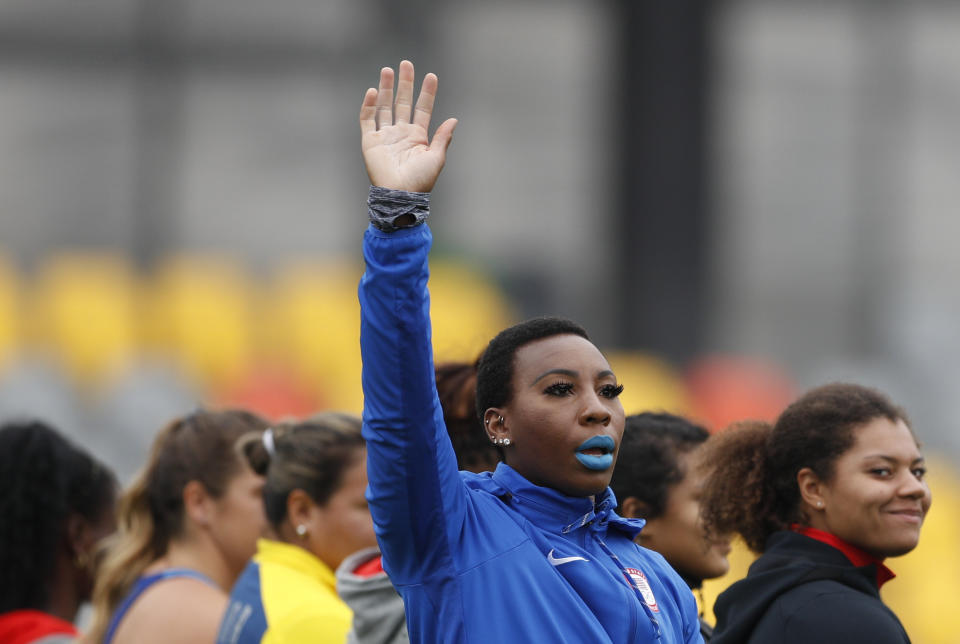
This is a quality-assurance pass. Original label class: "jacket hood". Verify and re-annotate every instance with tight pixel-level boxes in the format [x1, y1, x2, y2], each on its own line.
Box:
[712, 531, 881, 644]
[335, 547, 408, 644]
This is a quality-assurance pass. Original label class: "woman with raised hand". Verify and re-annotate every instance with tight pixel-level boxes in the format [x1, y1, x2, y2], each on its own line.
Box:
[216, 412, 377, 644]
[357, 60, 701, 643]
[0, 420, 117, 644]
[87, 409, 269, 644]
[609, 413, 732, 640]
[701, 383, 930, 644]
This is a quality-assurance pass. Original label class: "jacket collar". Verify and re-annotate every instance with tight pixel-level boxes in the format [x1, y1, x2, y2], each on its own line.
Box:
[790, 524, 895, 588]
[473, 463, 646, 538]
[255, 538, 337, 592]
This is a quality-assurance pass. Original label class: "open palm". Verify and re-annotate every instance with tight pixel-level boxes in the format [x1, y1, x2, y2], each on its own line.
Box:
[359, 61, 457, 193]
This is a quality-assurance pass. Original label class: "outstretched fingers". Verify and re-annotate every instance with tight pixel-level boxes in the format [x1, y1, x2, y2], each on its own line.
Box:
[413, 72, 439, 133]
[375, 67, 394, 129]
[359, 87, 378, 135]
[394, 60, 415, 125]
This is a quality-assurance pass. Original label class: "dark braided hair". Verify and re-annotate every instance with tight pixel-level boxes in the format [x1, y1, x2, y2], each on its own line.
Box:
[609, 412, 710, 518]
[0, 420, 116, 613]
[475, 316, 589, 420]
[699, 383, 911, 553]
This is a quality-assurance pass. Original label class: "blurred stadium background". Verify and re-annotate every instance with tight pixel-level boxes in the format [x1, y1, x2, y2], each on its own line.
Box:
[0, 0, 957, 640]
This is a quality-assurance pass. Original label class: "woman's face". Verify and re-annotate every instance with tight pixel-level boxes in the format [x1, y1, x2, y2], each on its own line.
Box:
[496, 334, 626, 497]
[305, 450, 377, 571]
[637, 450, 731, 582]
[209, 463, 267, 581]
[814, 416, 931, 558]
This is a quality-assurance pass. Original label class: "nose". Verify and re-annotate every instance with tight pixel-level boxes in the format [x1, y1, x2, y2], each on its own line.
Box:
[579, 391, 611, 426]
[898, 470, 928, 501]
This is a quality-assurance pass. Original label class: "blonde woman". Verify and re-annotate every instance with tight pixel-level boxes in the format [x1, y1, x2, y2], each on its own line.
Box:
[87, 409, 269, 644]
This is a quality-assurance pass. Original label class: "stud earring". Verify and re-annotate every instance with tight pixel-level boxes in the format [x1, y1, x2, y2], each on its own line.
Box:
[74, 551, 90, 570]
[499, 416, 504, 425]
[816, 501, 823, 508]
[296, 524, 308, 537]
[502, 438, 511, 447]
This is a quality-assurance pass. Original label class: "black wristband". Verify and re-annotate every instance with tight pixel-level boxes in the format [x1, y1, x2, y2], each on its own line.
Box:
[367, 186, 430, 232]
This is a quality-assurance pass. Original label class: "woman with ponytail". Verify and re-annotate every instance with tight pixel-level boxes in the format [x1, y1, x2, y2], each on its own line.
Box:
[702, 383, 931, 644]
[87, 409, 269, 644]
[216, 412, 377, 644]
[0, 420, 117, 644]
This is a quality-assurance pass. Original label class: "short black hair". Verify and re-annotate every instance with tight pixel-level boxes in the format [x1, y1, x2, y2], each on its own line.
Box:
[0, 420, 116, 612]
[475, 316, 589, 420]
[609, 412, 709, 518]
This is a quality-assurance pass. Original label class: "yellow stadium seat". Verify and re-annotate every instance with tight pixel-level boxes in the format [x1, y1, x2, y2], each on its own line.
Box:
[266, 259, 365, 414]
[606, 352, 692, 417]
[267, 258, 514, 414]
[0, 255, 19, 372]
[147, 254, 255, 390]
[428, 260, 514, 363]
[30, 253, 139, 384]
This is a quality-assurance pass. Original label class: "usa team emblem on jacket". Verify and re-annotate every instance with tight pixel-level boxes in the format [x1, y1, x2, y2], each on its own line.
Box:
[624, 568, 660, 612]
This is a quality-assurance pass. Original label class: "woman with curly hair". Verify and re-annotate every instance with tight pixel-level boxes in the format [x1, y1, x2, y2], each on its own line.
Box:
[0, 420, 117, 644]
[700, 383, 931, 644]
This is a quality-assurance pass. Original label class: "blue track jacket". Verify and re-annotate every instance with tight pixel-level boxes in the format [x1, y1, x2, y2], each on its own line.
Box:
[359, 218, 702, 644]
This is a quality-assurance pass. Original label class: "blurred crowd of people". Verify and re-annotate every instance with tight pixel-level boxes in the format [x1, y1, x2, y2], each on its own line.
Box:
[0, 61, 933, 644]
[0, 365, 927, 644]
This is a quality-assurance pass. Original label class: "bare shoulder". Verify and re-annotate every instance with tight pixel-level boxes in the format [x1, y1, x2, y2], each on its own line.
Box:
[112, 577, 228, 644]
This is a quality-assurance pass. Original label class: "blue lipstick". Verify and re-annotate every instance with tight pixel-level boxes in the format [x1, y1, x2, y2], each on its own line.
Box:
[575, 435, 616, 471]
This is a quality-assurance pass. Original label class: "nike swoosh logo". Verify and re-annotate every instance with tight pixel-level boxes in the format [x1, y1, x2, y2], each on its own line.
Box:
[547, 549, 588, 566]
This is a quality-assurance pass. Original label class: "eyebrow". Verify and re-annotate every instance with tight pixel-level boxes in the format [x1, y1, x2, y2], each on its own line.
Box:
[862, 454, 925, 466]
[530, 368, 615, 386]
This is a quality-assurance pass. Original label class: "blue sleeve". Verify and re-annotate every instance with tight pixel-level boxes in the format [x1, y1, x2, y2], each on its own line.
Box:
[358, 221, 468, 587]
[650, 548, 706, 644]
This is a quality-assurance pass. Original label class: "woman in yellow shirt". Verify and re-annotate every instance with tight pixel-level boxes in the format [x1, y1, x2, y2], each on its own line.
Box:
[216, 412, 378, 644]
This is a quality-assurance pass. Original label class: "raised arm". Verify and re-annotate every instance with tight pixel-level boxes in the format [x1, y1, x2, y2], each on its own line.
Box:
[357, 61, 465, 589]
